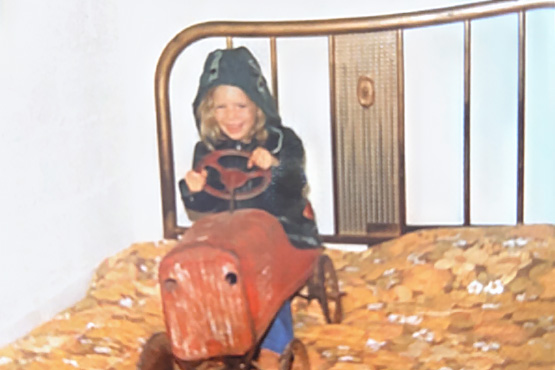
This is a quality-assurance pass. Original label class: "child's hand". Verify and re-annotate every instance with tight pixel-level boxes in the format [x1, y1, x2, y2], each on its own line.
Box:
[248, 147, 279, 170]
[184, 169, 208, 193]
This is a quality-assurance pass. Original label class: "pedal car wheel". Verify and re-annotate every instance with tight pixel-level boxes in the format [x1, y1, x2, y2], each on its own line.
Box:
[310, 254, 343, 324]
[137, 332, 175, 370]
[278, 338, 310, 370]
[175, 359, 223, 370]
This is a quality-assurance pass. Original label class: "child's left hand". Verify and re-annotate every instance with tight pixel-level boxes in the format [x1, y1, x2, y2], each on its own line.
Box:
[247, 147, 279, 170]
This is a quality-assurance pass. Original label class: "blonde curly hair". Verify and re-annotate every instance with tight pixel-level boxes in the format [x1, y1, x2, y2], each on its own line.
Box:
[196, 87, 268, 150]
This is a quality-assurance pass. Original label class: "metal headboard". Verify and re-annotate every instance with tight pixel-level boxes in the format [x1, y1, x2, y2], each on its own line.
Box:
[155, 0, 555, 242]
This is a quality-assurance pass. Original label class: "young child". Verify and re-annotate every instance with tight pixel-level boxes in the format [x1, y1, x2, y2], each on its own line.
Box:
[179, 46, 321, 367]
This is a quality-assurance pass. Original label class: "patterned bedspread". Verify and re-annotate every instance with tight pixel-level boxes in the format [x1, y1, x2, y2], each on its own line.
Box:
[1, 224, 554, 370]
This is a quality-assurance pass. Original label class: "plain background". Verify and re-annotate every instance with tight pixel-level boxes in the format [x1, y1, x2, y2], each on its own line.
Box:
[0, 0, 553, 346]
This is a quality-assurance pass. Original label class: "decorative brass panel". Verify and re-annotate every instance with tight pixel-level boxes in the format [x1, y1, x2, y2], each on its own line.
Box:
[333, 32, 400, 236]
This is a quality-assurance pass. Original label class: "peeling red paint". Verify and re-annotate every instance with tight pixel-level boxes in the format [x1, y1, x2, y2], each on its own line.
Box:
[158, 209, 321, 361]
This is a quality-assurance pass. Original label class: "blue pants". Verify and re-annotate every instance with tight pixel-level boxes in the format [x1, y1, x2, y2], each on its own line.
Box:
[260, 300, 294, 354]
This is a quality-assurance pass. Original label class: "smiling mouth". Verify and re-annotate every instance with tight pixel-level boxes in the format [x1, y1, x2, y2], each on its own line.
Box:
[225, 123, 243, 134]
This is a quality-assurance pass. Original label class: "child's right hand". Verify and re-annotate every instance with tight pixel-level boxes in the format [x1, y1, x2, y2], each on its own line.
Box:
[184, 169, 208, 193]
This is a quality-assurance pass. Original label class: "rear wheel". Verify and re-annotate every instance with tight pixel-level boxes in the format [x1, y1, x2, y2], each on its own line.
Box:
[278, 338, 310, 370]
[309, 254, 343, 323]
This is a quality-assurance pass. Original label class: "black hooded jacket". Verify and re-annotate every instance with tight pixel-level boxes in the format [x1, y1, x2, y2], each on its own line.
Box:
[179, 47, 321, 248]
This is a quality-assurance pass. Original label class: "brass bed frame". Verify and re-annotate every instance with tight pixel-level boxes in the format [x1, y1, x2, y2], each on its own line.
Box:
[155, 0, 555, 244]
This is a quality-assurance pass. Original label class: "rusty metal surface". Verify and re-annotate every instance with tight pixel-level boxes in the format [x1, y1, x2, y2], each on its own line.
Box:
[159, 246, 253, 360]
[160, 209, 321, 360]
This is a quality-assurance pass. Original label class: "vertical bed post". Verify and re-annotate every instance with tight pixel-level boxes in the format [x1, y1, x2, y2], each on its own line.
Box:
[156, 49, 178, 240]
[396, 29, 407, 235]
[270, 37, 279, 109]
[328, 35, 340, 238]
[463, 19, 472, 226]
[517, 10, 526, 224]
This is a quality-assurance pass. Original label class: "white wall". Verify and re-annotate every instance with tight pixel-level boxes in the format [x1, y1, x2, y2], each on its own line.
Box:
[0, 0, 553, 346]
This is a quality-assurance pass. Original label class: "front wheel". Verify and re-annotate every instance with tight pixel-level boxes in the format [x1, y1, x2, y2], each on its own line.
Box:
[137, 332, 175, 370]
[279, 338, 310, 370]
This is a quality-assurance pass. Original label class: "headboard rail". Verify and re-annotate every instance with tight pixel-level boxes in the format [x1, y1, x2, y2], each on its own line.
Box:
[156, 0, 555, 242]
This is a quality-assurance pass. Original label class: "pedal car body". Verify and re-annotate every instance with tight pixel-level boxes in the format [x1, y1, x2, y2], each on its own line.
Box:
[159, 208, 321, 361]
[138, 150, 342, 370]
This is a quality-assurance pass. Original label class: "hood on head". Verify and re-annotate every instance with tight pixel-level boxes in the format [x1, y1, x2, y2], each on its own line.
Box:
[192, 47, 281, 132]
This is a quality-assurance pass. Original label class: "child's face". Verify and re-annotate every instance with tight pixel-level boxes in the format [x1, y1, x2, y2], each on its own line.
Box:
[213, 85, 258, 141]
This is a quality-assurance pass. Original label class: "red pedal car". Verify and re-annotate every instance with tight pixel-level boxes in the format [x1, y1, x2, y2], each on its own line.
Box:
[138, 150, 343, 370]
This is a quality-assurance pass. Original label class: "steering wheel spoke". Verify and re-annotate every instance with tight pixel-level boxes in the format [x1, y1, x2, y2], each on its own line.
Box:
[196, 149, 272, 201]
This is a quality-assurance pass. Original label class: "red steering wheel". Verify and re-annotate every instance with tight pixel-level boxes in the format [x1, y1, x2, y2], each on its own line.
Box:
[194, 149, 272, 201]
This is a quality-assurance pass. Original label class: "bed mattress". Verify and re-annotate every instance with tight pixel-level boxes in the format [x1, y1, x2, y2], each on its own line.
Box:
[1, 224, 554, 370]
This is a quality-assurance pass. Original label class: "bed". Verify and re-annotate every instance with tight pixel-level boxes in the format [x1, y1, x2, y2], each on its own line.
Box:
[1, 1, 554, 369]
